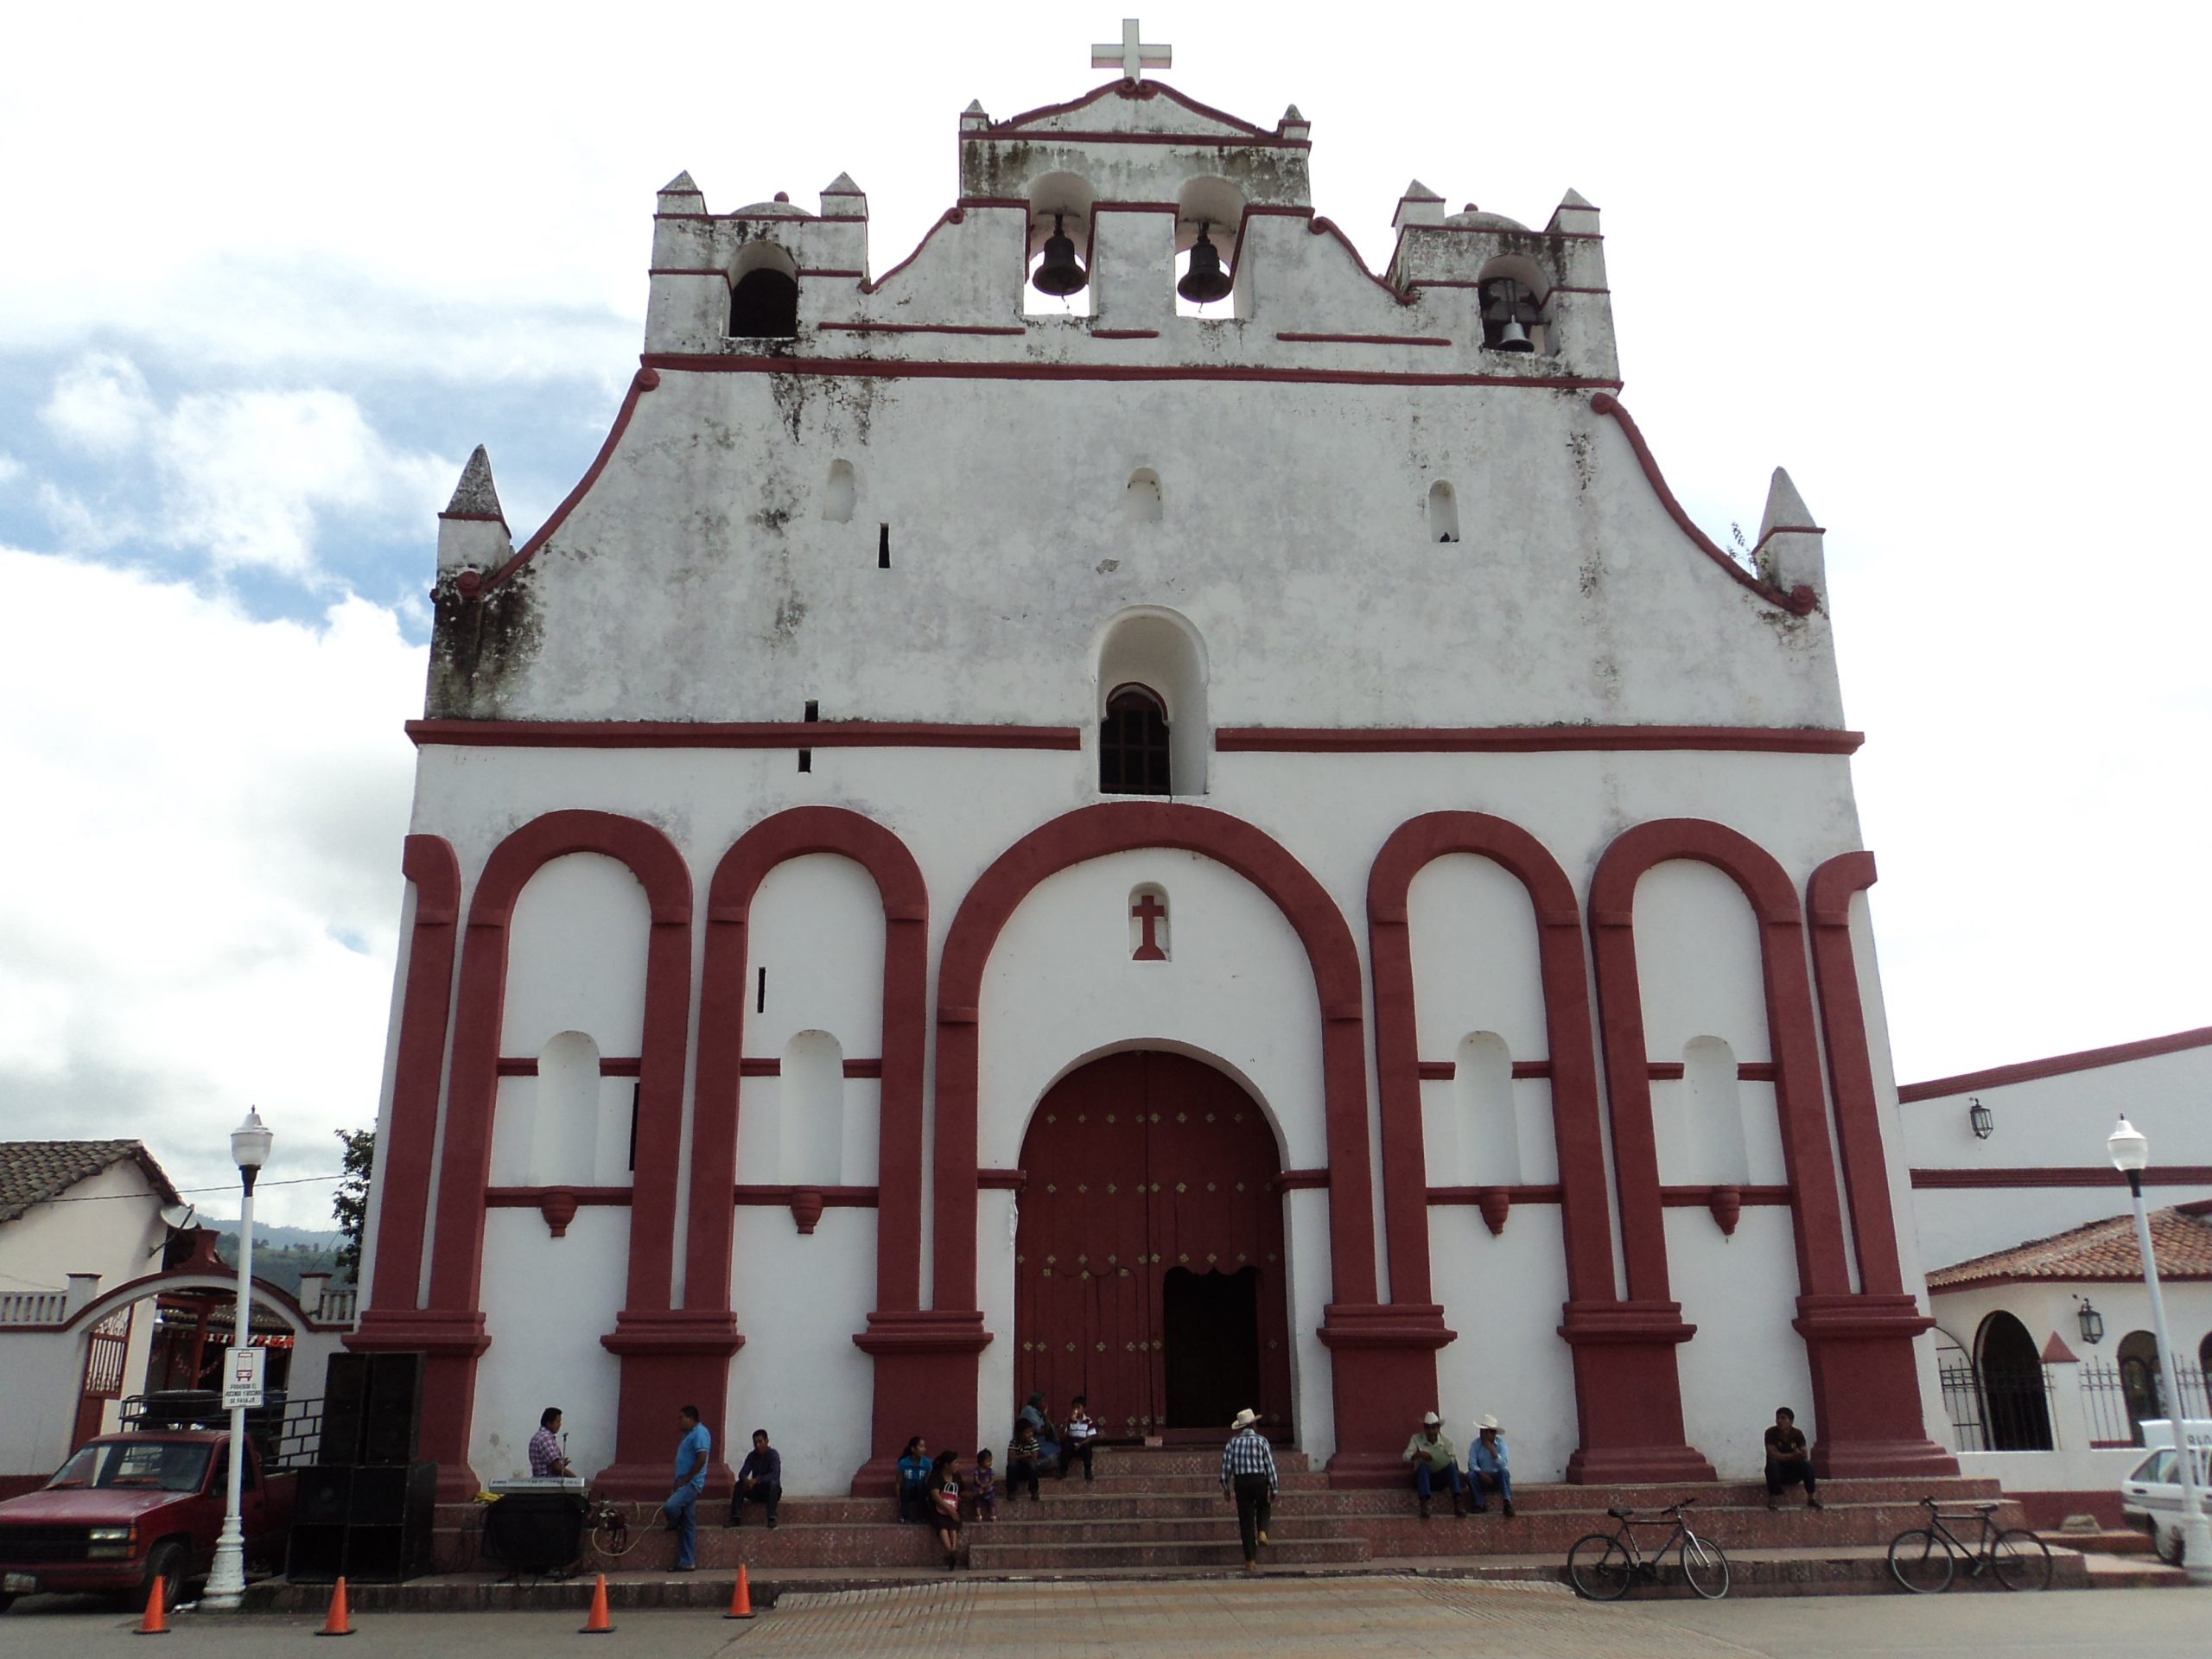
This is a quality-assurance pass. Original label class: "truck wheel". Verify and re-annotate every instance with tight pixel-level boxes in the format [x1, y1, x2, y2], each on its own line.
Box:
[143, 1542, 188, 1611]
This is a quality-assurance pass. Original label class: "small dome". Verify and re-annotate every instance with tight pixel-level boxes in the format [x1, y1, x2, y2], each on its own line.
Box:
[1445, 208, 1529, 232]
[736, 199, 808, 218]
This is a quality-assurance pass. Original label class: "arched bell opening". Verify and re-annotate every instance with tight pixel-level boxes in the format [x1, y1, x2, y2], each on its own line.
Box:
[1026, 173, 1096, 317]
[728, 241, 800, 340]
[1475, 254, 1551, 355]
[1174, 176, 1245, 317]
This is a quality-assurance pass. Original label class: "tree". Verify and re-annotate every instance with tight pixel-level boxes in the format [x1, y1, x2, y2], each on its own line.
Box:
[332, 1128, 375, 1284]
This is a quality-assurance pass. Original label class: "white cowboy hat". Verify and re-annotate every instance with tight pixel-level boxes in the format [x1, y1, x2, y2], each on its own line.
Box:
[1478, 1414, 1500, 1431]
[1230, 1408, 1260, 1431]
[1421, 1412, 1441, 1426]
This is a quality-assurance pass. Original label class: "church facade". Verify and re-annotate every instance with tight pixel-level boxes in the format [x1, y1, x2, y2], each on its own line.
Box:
[351, 45, 1959, 1502]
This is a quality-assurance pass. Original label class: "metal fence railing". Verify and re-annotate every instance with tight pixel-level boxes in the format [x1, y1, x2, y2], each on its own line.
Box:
[2080, 1359, 2211, 1446]
[119, 1391, 327, 1469]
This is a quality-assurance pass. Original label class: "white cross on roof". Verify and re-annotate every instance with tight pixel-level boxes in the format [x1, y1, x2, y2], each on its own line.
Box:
[1092, 18, 1171, 79]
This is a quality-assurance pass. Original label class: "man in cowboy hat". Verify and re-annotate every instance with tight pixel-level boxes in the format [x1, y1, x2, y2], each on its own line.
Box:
[1469, 1414, 1515, 1516]
[1218, 1408, 1279, 1573]
[1401, 1411, 1466, 1519]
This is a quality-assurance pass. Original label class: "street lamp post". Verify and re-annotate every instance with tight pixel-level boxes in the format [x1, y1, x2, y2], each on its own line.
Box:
[2107, 1114, 2212, 1583]
[201, 1109, 272, 1610]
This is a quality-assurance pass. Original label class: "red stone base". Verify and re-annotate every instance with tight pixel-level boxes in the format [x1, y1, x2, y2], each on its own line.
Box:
[851, 1308, 994, 1496]
[1795, 1294, 1958, 1479]
[598, 1309, 746, 1501]
[1318, 1303, 1454, 1486]
[346, 1308, 490, 1503]
[1557, 1299, 1718, 1484]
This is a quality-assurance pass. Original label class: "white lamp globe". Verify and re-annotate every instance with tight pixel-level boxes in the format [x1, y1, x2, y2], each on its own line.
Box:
[2107, 1115, 2150, 1174]
[231, 1108, 274, 1174]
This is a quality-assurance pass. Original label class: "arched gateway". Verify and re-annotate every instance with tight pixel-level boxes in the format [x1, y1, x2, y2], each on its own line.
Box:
[1015, 1052, 1293, 1437]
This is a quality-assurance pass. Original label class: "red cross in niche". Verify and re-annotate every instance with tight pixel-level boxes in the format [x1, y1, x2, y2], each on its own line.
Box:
[1131, 893, 1168, 961]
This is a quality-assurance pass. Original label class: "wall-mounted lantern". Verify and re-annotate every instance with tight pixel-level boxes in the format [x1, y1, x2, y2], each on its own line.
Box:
[1967, 1096, 1994, 1141]
[2076, 1298, 2106, 1346]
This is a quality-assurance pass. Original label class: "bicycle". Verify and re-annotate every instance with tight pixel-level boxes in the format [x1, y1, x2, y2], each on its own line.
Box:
[1887, 1497, 2051, 1592]
[1567, 1500, 1731, 1600]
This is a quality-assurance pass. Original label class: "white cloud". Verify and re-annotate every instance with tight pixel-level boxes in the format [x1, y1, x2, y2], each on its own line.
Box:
[39, 353, 156, 454]
[0, 452, 22, 486]
[0, 549, 423, 1224]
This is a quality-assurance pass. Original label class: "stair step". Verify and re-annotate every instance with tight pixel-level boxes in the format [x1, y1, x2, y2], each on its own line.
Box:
[968, 1537, 1371, 1570]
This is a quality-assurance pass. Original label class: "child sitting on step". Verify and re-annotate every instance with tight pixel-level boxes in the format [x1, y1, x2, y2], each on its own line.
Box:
[972, 1448, 997, 1520]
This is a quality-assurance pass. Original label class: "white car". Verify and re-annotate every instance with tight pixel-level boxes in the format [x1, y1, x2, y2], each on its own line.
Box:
[2120, 1420, 2212, 1566]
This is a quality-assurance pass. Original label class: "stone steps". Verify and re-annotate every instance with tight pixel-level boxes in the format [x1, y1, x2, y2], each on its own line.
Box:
[968, 1535, 1372, 1572]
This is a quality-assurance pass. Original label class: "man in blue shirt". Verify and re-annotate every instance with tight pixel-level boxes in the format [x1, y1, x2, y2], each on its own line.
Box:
[664, 1405, 711, 1569]
[1469, 1414, 1516, 1516]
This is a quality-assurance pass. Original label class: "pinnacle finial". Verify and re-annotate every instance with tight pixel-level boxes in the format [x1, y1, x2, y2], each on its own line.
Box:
[1758, 466, 1817, 543]
[443, 445, 505, 523]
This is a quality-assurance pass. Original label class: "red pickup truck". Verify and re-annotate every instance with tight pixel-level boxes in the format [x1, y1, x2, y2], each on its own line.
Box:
[0, 1431, 296, 1613]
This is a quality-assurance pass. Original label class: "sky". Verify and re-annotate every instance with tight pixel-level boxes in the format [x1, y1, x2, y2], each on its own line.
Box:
[2, 3, 2207, 1226]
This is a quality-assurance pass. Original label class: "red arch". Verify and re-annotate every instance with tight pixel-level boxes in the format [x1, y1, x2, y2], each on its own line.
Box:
[689, 809, 929, 1313]
[426, 811, 694, 1319]
[359, 835, 460, 1322]
[934, 802, 1375, 1314]
[1366, 813, 1614, 1309]
[1587, 817, 1849, 1305]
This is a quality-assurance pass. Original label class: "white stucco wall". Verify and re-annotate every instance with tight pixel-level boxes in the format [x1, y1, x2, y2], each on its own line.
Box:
[472, 1206, 626, 1482]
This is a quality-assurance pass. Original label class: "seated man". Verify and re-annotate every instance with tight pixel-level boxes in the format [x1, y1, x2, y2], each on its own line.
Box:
[731, 1427, 782, 1529]
[1764, 1407, 1821, 1510]
[528, 1407, 572, 1478]
[1402, 1411, 1465, 1519]
[1469, 1414, 1516, 1516]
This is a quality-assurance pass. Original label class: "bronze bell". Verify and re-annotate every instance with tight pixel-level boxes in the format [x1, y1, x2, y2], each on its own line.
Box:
[1177, 222, 1233, 304]
[1032, 213, 1088, 296]
[1484, 278, 1539, 353]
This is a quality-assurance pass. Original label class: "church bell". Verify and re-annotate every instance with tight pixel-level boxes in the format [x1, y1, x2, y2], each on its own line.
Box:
[1176, 222, 1233, 305]
[1484, 278, 1539, 353]
[1031, 213, 1089, 297]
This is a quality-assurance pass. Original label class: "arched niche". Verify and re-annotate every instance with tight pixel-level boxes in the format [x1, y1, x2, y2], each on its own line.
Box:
[783, 1029, 844, 1186]
[1126, 467, 1163, 524]
[729, 241, 799, 339]
[823, 459, 857, 524]
[1427, 480, 1459, 543]
[1174, 175, 1246, 316]
[1682, 1036, 1751, 1185]
[1025, 172, 1095, 318]
[1095, 608, 1208, 797]
[1454, 1031, 1520, 1184]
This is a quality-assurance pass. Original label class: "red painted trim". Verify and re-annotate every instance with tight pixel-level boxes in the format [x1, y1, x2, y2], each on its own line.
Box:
[817, 321, 1027, 336]
[975, 129, 1309, 149]
[641, 353, 1619, 392]
[976, 1168, 1027, 1190]
[1415, 1060, 1453, 1081]
[1091, 328, 1161, 339]
[493, 1056, 643, 1077]
[844, 1058, 884, 1078]
[1588, 395, 1818, 615]
[731, 1185, 879, 1207]
[1588, 818, 1849, 1305]
[361, 836, 461, 1320]
[1897, 1026, 2212, 1102]
[486, 1186, 633, 1207]
[1938, 1267, 2212, 1293]
[1427, 1185, 1565, 1204]
[1090, 200, 1182, 214]
[1910, 1165, 2212, 1189]
[484, 369, 658, 589]
[935, 803, 1393, 1465]
[1643, 1061, 1779, 1081]
[1659, 1185, 1792, 1205]
[861, 206, 967, 296]
[689, 811, 931, 1364]
[1806, 852, 1909, 1298]
[957, 196, 1028, 210]
[1750, 522, 1826, 558]
[1277, 332, 1452, 347]
[407, 719, 1082, 752]
[1217, 725, 1863, 754]
[1272, 1169, 1332, 1191]
[982, 77, 1282, 143]
[1367, 811, 1635, 1473]
[738, 1058, 779, 1077]
[797, 268, 865, 278]
[1302, 217, 1413, 307]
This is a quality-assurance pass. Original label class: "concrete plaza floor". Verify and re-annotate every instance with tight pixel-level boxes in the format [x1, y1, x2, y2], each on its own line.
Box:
[0, 1576, 2203, 1657]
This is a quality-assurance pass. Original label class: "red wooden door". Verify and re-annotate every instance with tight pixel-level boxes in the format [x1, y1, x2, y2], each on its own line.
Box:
[1014, 1052, 1292, 1440]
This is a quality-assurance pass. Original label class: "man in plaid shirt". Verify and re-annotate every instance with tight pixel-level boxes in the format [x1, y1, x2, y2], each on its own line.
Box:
[1219, 1408, 1278, 1573]
[528, 1407, 571, 1478]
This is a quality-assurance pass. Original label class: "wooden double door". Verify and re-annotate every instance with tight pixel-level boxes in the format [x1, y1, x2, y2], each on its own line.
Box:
[1013, 1051, 1294, 1440]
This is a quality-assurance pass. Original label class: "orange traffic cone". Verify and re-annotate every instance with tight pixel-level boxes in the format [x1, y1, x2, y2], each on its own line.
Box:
[136, 1576, 169, 1636]
[725, 1563, 755, 1620]
[580, 1573, 613, 1636]
[316, 1577, 353, 1637]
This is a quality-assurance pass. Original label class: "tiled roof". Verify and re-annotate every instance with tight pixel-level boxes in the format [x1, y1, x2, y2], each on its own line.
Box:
[1927, 1200, 2212, 1290]
[0, 1141, 182, 1225]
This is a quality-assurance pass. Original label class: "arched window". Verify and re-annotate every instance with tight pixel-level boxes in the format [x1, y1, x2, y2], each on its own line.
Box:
[1100, 684, 1171, 796]
[730, 269, 798, 339]
[2118, 1330, 2163, 1442]
[1976, 1311, 2053, 1452]
[1427, 480, 1459, 543]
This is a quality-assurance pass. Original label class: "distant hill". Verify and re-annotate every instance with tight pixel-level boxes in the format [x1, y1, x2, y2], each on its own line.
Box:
[200, 1220, 349, 1290]
[197, 1218, 342, 1250]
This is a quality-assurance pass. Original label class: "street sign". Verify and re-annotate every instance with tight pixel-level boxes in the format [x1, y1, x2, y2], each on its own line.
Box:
[219, 1344, 264, 1409]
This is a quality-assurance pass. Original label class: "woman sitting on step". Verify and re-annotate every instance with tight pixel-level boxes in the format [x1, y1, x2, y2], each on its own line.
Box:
[928, 1448, 966, 1569]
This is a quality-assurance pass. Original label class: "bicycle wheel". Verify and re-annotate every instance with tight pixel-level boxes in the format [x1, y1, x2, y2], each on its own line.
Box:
[1990, 1529, 2053, 1591]
[1887, 1528, 1955, 1593]
[1680, 1533, 1731, 1599]
[1567, 1533, 1634, 1600]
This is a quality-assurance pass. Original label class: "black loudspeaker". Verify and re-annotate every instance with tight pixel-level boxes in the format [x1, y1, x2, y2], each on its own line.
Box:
[287, 1523, 347, 1585]
[347, 1461, 435, 1528]
[296, 1465, 352, 1528]
[320, 1353, 371, 1466]
[362, 1353, 423, 1465]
